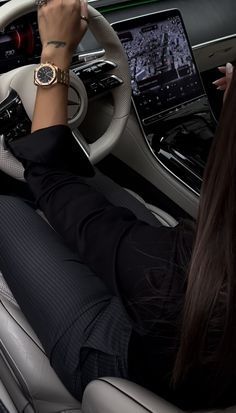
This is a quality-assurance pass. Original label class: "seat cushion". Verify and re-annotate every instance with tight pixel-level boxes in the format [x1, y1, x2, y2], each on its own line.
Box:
[0, 271, 81, 412]
[82, 378, 236, 413]
[82, 377, 183, 413]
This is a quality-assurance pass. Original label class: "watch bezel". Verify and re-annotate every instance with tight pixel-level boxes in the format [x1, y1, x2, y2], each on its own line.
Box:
[34, 63, 57, 87]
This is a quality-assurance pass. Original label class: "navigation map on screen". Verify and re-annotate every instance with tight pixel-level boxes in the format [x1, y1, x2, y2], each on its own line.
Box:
[114, 11, 205, 123]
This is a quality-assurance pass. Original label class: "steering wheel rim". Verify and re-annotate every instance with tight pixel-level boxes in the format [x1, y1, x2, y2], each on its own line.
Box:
[0, 0, 131, 166]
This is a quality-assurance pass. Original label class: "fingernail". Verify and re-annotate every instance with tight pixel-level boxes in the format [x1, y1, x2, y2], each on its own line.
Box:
[218, 66, 226, 71]
[226, 62, 233, 74]
[212, 80, 218, 84]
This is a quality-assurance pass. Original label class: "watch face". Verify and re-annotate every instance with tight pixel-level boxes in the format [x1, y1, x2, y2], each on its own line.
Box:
[36, 65, 55, 86]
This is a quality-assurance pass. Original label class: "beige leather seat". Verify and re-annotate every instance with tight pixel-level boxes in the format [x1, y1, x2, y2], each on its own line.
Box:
[0, 379, 18, 413]
[0, 199, 235, 413]
[82, 377, 236, 413]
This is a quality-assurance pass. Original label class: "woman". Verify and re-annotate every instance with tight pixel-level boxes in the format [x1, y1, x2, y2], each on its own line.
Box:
[0, 0, 235, 409]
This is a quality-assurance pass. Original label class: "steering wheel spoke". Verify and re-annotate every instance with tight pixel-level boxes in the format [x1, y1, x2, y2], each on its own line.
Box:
[0, 89, 31, 145]
[0, 90, 26, 181]
[0, 89, 19, 118]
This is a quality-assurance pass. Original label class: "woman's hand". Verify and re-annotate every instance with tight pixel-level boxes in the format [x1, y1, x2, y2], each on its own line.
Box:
[212, 62, 234, 103]
[32, 0, 88, 131]
[38, 0, 88, 68]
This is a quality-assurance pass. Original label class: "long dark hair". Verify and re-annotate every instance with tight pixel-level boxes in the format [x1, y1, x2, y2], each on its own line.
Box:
[173, 68, 236, 396]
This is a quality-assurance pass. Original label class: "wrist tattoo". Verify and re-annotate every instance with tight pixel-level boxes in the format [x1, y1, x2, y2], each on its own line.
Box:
[47, 41, 67, 48]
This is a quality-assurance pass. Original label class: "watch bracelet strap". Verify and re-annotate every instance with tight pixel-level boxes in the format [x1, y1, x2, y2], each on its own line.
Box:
[57, 67, 70, 86]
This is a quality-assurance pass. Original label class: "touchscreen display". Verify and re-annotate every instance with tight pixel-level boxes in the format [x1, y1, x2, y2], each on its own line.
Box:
[113, 10, 205, 124]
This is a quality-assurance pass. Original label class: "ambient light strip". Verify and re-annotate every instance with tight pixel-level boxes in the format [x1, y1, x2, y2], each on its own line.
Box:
[98, 0, 159, 14]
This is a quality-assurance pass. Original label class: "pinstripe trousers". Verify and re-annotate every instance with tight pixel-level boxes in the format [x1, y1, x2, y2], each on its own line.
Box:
[0, 171, 161, 399]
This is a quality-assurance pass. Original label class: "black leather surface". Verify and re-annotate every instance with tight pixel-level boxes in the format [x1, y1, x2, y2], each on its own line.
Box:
[100, 0, 236, 46]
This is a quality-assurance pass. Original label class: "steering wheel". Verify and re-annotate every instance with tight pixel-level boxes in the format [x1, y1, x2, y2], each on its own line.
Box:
[0, 0, 131, 180]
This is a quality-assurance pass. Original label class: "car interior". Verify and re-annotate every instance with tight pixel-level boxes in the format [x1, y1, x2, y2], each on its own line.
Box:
[0, 0, 236, 411]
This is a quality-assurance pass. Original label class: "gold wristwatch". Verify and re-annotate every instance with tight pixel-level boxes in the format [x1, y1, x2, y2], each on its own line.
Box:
[34, 62, 70, 87]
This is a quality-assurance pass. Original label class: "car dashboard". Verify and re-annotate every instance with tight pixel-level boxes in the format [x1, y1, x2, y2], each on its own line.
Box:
[0, 0, 235, 73]
[0, 0, 236, 217]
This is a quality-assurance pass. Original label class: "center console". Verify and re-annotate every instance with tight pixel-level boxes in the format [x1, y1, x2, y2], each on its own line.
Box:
[112, 9, 217, 195]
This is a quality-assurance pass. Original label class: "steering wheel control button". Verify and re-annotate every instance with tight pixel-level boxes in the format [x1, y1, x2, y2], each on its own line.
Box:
[73, 60, 121, 98]
[86, 81, 103, 98]
[0, 90, 31, 144]
[96, 61, 117, 71]
[75, 67, 92, 79]
[0, 110, 11, 122]
[74, 60, 117, 80]
[99, 75, 123, 89]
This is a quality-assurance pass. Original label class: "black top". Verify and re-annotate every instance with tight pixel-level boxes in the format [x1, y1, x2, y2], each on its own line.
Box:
[9, 125, 234, 410]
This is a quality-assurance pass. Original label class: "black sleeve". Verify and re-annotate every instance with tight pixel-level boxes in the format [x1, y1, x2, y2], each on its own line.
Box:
[9, 126, 191, 333]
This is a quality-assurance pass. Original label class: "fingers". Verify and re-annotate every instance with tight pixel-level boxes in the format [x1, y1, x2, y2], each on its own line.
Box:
[212, 62, 234, 104]
[217, 66, 226, 74]
[216, 84, 227, 91]
[212, 77, 227, 88]
[212, 75, 227, 91]
[38, 0, 88, 50]
[80, 0, 88, 27]
[212, 63, 234, 92]
[80, 0, 88, 19]
[212, 65, 227, 87]
[77, 0, 88, 42]
[225, 62, 234, 78]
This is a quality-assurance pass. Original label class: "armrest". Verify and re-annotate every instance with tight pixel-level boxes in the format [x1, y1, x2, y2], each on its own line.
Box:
[82, 377, 183, 413]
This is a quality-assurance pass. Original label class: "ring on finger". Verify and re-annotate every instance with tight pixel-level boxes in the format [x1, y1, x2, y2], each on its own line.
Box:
[35, 0, 48, 7]
[81, 15, 89, 24]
